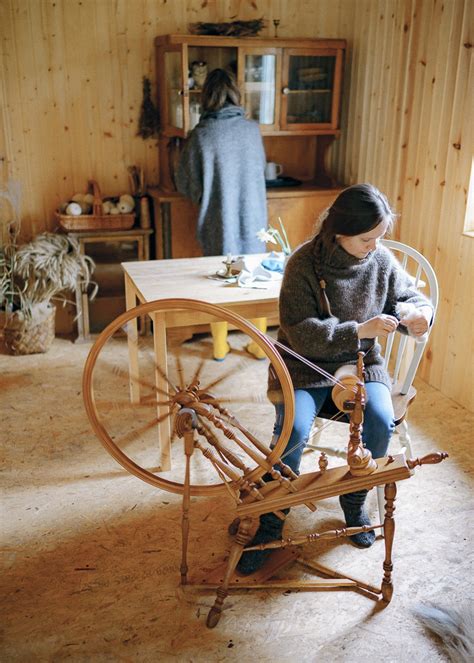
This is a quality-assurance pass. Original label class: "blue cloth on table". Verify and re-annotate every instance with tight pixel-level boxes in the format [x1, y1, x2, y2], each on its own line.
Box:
[261, 251, 287, 273]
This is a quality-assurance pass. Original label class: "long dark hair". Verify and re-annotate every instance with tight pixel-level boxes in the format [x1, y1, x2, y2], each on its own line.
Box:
[313, 183, 395, 316]
[201, 68, 241, 113]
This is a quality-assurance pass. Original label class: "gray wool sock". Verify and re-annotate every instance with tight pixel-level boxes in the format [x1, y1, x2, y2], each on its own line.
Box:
[339, 492, 376, 548]
[236, 510, 289, 575]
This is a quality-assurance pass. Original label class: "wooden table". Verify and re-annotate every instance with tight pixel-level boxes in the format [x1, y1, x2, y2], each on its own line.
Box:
[122, 254, 282, 468]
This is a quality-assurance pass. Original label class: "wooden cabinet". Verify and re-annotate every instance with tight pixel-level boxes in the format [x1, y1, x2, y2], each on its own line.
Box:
[153, 34, 346, 256]
[149, 186, 343, 259]
[155, 34, 345, 138]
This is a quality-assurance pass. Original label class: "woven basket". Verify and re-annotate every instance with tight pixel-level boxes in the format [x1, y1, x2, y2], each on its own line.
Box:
[2, 305, 56, 355]
[56, 180, 135, 231]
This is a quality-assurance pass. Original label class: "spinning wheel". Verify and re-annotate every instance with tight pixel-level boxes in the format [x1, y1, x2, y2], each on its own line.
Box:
[83, 298, 448, 630]
[82, 298, 295, 496]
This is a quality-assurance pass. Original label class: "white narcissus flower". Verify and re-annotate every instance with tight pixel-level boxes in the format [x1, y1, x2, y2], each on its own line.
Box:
[256, 228, 277, 244]
[257, 220, 291, 254]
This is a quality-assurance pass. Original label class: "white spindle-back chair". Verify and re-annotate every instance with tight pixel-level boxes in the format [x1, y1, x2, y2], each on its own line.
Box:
[308, 239, 439, 525]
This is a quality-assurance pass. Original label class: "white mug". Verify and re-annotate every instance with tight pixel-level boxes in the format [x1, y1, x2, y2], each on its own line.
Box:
[265, 162, 283, 180]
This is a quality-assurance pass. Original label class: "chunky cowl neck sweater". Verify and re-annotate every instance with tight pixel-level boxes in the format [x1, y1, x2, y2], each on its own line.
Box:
[176, 105, 267, 256]
[273, 238, 432, 391]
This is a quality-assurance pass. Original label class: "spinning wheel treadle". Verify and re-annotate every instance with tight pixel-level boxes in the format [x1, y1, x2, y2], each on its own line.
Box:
[82, 298, 295, 496]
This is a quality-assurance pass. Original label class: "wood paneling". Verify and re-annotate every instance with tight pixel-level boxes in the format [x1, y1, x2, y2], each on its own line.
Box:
[332, 0, 473, 411]
[1, 0, 472, 410]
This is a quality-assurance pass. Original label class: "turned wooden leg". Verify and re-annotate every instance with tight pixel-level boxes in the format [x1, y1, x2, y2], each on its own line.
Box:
[381, 482, 397, 603]
[246, 317, 267, 359]
[210, 321, 230, 361]
[397, 418, 414, 458]
[206, 517, 254, 628]
[124, 274, 140, 403]
[180, 430, 194, 585]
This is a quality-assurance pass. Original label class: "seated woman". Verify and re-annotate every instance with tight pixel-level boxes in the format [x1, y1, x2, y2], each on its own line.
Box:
[238, 183, 433, 575]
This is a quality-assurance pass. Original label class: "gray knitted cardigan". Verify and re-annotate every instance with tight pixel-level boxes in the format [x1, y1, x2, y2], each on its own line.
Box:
[273, 238, 433, 391]
[176, 105, 267, 256]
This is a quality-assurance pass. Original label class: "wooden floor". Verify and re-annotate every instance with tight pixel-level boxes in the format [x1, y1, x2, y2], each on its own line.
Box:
[1, 334, 473, 662]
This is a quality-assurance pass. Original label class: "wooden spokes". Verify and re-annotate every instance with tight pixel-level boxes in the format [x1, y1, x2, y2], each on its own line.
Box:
[82, 298, 295, 496]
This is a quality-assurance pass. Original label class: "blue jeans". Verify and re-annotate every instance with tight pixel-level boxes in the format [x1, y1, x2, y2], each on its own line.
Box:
[272, 382, 395, 474]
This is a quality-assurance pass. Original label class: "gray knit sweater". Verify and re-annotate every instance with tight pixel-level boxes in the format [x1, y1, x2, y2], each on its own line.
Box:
[274, 239, 433, 391]
[176, 105, 267, 256]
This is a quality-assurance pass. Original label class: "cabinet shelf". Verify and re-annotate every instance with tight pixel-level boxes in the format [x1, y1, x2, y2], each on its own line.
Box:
[287, 89, 332, 94]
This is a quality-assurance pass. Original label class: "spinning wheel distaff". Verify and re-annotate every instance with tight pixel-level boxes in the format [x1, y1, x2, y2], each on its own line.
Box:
[83, 298, 448, 630]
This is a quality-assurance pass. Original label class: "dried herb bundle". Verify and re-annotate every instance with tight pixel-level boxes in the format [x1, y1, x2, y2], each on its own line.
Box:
[1, 233, 97, 320]
[137, 76, 160, 139]
[189, 18, 265, 37]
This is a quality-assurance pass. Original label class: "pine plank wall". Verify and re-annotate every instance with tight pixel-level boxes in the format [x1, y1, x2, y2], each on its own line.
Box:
[1, 0, 472, 411]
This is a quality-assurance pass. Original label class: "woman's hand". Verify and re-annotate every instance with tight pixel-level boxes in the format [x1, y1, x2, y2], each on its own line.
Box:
[357, 314, 399, 339]
[400, 305, 432, 337]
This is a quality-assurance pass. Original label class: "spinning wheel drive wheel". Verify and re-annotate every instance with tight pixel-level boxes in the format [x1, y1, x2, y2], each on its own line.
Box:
[83, 298, 294, 496]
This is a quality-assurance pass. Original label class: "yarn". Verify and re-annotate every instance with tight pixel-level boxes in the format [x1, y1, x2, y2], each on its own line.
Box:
[395, 302, 429, 343]
[414, 603, 474, 662]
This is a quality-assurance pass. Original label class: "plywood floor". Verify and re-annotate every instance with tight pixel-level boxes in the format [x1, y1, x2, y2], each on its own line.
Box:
[1, 333, 473, 662]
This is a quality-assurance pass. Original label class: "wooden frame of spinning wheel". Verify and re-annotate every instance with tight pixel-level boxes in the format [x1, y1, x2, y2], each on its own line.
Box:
[82, 298, 448, 630]
[82, 298, 295, 496]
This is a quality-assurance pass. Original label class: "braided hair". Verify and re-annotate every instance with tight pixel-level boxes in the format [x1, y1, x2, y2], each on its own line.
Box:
[311, 183, 396, 317]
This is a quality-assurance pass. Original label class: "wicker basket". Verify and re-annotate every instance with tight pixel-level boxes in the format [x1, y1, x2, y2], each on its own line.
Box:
[56, 180, 135, 231]
[2, 305, 56, 355]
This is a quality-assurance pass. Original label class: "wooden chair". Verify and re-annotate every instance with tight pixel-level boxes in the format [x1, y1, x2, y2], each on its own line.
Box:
[307, 239, 439, 524]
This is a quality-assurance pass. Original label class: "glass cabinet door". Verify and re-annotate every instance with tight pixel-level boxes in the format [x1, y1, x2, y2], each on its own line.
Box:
[239, 48, 280, 131]
[164, 48, 185, 133]
[186, 46, 238, 132]
[281, 49, 343, 130]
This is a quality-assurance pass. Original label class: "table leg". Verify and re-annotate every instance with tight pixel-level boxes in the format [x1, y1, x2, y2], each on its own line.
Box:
[153, 311, 172, 471]
[210, 321, 230, 360]
[74, 283, 86, 343]
[135, 236, 150, 337]
[124, 274, 141, 404]
[247, 317, 267, 359]
[81, 289, 91, 341]
[74, 239, 91, 343]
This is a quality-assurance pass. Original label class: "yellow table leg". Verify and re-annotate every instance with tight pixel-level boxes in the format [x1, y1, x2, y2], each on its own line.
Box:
[247, 317, 267, 359]
[210, 321, 230, 361]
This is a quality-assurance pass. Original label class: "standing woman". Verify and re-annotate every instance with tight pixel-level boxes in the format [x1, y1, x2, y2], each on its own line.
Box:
[238, 183, 433, 574]
[176, 68, 267, 256]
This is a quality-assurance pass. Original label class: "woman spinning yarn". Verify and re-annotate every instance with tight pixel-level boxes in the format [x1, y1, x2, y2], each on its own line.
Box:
[176, 68, 267, 256]
[238, 183, 433, 575]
